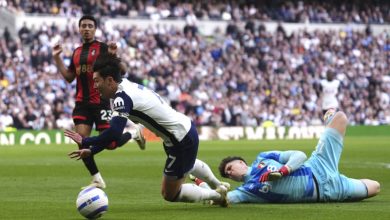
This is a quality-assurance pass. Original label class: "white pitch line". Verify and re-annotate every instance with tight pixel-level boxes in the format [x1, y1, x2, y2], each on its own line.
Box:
[341, 161, 390, 169]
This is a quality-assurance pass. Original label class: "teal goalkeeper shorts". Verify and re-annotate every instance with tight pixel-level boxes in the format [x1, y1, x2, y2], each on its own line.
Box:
[306, 128, 367, 202]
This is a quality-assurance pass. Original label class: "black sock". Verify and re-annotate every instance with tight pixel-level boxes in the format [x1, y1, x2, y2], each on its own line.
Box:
[79, 144, 99, 175]
[116, 132, 132, 147]
[82, 156, 99, 176]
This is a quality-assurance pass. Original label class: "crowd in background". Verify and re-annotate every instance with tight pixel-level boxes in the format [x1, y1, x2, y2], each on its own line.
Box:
[0, 2, 390, 131]
[3, 0, 390, 24]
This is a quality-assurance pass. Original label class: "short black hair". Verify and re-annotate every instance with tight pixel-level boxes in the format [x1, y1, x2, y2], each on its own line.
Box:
[326, 70, 334, 81]
[79, 15, 97, 27]
[93, 53, 122, 82]
[218, 156, 247, 178]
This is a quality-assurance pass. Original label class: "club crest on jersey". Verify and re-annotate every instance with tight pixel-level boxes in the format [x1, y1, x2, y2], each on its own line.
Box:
[113, 97, 125, 110]
[91, 49, 96, 56]
[257, 162, 266, 169]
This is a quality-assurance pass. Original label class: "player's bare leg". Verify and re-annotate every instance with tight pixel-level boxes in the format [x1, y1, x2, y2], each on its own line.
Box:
[325, 110, 347, 137]
[360, 179, 380, 198]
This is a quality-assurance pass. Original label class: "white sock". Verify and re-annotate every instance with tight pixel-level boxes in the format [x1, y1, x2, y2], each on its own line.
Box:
[128, 128, 137, 139]
[128, 125, 141, 139]
[92, 172, 103, 182]
[176, 183, 221, 203]
[190, 159, 221, 189]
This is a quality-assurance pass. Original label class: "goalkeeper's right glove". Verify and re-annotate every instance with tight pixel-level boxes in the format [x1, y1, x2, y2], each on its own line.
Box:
[259, 165, 291, 182]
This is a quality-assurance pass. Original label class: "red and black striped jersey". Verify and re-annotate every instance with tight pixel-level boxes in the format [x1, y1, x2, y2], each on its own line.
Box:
[69, 40, 108, 104]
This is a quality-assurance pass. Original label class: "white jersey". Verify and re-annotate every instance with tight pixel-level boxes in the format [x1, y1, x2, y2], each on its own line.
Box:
[111, 79, 192, 146]
[320, 79, 340, 110]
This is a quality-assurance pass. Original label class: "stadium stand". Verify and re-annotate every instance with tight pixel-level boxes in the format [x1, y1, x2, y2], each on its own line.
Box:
[4, 0, 390, 24]
[0, 1, 389, 131]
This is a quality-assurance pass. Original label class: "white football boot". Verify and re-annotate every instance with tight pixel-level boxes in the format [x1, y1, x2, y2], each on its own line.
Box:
[82, 178, 106, 189]
[133, 124, 146, 150]
[220, 181, 231, 190]
[215, 185, 229, 207]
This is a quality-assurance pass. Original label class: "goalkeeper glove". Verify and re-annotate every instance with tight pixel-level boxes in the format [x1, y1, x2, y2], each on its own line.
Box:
[259, 165, 291, 182]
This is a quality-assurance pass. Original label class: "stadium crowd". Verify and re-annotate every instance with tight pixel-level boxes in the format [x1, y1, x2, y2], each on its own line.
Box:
[0, 3, 390, 131]
[3, 0, 390, 24]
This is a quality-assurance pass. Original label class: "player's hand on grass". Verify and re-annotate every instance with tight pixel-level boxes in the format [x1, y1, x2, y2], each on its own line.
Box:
[68, 149, 92, 160]
[259, 165, 291, 182]
[52, 44, 63, 57]
[64, 129, 83, 145]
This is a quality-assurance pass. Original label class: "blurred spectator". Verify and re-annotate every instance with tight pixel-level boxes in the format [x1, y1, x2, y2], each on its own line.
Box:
[18, 22, 32, 45]
[4, 0, 390, 24]
[0, 110, 13, 130]
[320, 70, 341, 114]
[0, 2, 390, 131]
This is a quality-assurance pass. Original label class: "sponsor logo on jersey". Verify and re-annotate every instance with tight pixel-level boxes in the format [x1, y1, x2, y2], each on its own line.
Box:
[113, 97, 125, 110]
[257, 162, 266, 169]
[91, 49, 96, 56]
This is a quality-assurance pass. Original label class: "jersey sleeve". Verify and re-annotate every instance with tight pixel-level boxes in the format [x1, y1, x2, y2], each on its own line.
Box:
[68, 49, 77, 73]
[84, 116, 128, 154]
[227, 188, 267, 204]
[335, 80, 340, 88]
[260, 150, 307, 171]
[81, 91, 133, 152]
[111, 91, 133, 118]
[320, 79, 326, 87]
[259, 151, 282, 161]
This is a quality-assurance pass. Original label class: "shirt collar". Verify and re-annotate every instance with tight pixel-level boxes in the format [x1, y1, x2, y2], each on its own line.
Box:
[243, 166, 252, 182]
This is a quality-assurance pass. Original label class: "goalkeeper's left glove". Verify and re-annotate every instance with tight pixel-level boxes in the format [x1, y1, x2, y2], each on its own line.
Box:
[259, 165, 291, 182]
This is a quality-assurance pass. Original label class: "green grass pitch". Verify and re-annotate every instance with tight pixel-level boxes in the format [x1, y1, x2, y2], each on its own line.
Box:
[0, 136, 389, 220]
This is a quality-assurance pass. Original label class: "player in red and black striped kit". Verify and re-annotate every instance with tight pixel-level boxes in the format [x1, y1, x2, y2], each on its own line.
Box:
[52, 15, 145, 189]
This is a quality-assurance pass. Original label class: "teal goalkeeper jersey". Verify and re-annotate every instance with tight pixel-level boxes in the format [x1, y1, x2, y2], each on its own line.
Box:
[227, 151, 317, 203]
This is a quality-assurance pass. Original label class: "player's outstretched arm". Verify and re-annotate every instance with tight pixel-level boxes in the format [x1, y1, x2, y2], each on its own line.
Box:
[68, 149, 92, 160]
[65, 116, 127, 157]
[52, 44, 76, 83]
[80, 116, 128, 155]
[279, 150, 307, 170]
[82, 116, 127, 148]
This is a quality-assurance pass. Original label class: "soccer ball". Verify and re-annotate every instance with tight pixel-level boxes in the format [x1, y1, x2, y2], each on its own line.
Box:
[76, 187, 108, 219]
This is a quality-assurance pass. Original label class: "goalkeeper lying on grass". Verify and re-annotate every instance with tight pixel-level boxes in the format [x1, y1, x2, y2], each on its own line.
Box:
[196, 110, 380, 204]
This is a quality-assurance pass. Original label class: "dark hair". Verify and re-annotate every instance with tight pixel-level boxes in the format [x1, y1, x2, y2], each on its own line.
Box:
[93, 53, 122, 82]
[218, 156, 246, 178]
[79, 15, 97, 27]
[326, 70, 334, 81]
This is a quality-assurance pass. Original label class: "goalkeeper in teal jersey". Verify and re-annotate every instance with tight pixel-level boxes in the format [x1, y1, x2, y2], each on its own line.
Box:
[197, 110, 380, 204]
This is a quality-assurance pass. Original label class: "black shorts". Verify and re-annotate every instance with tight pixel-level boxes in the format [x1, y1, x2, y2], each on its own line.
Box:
[72, 102, 111, 131]
[163, 122, 199, 180]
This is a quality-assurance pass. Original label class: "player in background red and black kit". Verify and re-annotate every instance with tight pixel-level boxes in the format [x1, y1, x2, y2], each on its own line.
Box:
[52, 15, 146, 189]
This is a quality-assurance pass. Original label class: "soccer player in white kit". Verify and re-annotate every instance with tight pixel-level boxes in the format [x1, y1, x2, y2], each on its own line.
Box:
[320, 70, 340, 114]
[65, 54, 229, 206]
